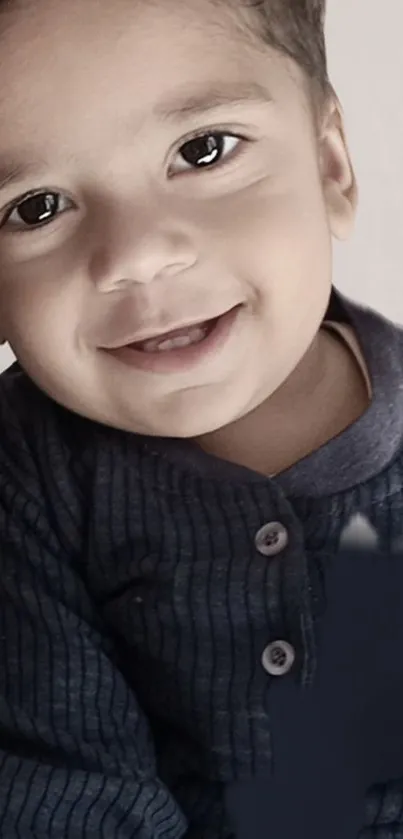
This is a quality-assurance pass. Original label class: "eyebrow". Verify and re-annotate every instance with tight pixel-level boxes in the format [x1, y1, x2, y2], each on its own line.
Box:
[0, 81, 273, 192]
[154, 81, 274, 121]
[0, 160, 50, 193]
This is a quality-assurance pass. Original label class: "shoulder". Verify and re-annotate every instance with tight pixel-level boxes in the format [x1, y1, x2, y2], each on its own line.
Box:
[340, 291, 403, 349]
[338, 293, 403, 397]
[0, 363, 96, 547]
[0, 361, 99, 459]
[0, 362, 55, 477]
[0, 361, 75, 464]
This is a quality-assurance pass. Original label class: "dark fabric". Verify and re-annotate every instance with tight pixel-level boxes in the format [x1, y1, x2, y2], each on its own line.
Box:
[1, 287, 403, 837]
[225, 549, 403, 838]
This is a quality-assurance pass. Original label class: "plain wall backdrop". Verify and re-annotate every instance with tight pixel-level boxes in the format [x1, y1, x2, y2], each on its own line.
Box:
[0, 0, 402, 373]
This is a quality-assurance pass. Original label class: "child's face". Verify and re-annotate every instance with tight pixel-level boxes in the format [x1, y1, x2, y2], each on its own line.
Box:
[0, 0, 356, 437]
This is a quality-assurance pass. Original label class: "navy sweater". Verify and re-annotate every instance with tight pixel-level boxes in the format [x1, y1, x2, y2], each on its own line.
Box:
[1, 288, 403, 838]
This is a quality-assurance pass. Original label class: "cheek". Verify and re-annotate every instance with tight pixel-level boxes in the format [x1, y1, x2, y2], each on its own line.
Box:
[0, 273, 82, 361]
[218, 182, 331, 293]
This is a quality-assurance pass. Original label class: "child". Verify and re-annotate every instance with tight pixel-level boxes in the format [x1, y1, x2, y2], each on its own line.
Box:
[1, 0, 403, 836]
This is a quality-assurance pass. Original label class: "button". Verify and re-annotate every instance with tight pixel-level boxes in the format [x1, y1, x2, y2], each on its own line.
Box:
[261, 640, 295, 676]
[255, 522, 288, 556]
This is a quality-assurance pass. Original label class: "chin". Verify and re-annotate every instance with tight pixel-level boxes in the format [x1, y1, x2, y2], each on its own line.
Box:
[151, 419, 224, 440]
[142, 404, 235, 440]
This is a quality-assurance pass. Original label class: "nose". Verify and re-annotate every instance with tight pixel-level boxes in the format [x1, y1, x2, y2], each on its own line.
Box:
[89, 211, 198, 293]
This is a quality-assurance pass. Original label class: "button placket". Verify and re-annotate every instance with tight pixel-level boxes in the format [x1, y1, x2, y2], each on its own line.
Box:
[255, 519, 295, 677]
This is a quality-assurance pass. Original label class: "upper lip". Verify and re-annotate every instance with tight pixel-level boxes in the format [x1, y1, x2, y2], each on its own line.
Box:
[102, 304, 240, 349]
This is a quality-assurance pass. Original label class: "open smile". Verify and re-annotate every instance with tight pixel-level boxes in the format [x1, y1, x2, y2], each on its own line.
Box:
[102, 304, 243, 374]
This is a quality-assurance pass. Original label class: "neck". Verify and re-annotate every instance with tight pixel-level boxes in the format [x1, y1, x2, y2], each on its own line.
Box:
[195, 328, 368, 477]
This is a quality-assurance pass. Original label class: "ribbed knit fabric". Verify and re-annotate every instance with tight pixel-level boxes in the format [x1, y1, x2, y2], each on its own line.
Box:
[1, 287, 403, 837]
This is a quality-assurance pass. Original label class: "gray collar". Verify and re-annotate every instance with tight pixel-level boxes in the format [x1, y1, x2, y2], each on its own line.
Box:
[277, 289, 403, 495]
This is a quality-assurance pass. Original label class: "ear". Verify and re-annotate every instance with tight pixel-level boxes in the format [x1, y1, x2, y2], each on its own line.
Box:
[318, 96, 358, 241]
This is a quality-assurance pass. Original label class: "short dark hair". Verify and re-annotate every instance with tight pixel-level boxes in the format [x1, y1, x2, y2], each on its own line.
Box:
[1, 0, 330, 103]
[228, 0, 330, 105]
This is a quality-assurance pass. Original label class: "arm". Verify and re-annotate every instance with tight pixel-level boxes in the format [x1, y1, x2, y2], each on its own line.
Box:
[0, 381, 187, 838]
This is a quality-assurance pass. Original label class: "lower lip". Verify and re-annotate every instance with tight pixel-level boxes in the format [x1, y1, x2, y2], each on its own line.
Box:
[103, 305, 242, 374]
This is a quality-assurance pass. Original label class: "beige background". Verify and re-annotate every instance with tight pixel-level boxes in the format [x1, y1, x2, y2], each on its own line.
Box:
[0, 0, 402, 373]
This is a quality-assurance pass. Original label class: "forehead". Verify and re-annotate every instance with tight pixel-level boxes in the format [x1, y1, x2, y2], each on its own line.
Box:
[0, 0, 299, 112]
[0, 0, 304, 180]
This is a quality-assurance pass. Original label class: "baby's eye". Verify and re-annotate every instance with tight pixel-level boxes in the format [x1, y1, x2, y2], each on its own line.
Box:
[0, 132, 245, 234]
[2, 190, 74, 232]
[173, 131, 244, 173]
